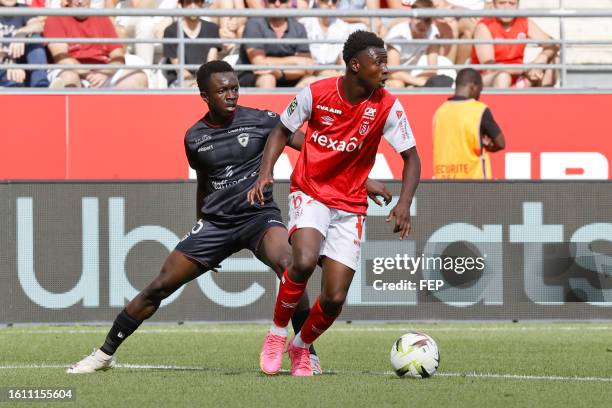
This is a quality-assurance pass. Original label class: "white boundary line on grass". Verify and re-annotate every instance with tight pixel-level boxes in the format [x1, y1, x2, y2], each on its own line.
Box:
[1, 363, 611, 383]
[1, 326, 611, 335]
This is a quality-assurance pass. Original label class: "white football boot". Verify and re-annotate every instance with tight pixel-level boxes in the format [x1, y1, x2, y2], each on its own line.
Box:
[66, 349, 116, 374]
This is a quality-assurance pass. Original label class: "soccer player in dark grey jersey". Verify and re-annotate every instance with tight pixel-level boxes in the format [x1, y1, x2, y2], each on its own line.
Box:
[67, 61, 391, 375]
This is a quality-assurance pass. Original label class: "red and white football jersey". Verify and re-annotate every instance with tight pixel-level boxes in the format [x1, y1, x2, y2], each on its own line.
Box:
[280, 76, 416, 215]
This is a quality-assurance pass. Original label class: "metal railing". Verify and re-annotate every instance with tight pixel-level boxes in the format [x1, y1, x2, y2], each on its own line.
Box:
[1, 7, 611, 90]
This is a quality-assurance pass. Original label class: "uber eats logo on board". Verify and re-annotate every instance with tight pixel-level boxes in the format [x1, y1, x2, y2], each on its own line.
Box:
[12, 197, 612, 309]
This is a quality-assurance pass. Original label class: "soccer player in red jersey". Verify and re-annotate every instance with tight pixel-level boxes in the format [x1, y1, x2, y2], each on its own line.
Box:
[248, 30, 421, 376]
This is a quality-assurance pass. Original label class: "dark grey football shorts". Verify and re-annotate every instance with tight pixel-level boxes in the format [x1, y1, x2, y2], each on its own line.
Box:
[174, 209, 286, 270]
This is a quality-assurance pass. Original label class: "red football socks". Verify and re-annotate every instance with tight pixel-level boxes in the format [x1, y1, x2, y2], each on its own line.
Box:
[273, 269, 307, 328]
[299, 297, 337, 344]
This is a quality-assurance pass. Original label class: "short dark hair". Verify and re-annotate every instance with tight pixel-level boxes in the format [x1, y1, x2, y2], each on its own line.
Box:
[342, 30, 385, 65]
[196, 60, 234, 93]
[455, 68, 483, 88]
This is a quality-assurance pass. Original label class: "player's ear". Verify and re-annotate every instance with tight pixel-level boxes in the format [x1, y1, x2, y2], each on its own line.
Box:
[349, 57, 360, 74]
[200, 91, 209, 104]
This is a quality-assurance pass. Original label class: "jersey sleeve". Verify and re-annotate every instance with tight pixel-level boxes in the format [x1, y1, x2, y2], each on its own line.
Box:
[280, 85, 313, 133]
[382, 99, 417, 153]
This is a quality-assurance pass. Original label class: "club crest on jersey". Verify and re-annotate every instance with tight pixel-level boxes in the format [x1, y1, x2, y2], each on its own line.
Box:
[321, 115, 334, 126]
[286, 98, 298, 116]
[359, 121, 370, 136]
[237, 133, 249, 147]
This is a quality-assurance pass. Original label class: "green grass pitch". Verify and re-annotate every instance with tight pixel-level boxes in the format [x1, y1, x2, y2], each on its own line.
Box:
[1, 323, 611, 407]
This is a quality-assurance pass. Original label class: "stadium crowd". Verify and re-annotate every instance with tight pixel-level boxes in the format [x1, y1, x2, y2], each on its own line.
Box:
[0, 0, 559, 88]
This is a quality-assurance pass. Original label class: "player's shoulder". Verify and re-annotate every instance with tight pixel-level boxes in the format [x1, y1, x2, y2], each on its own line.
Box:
[184, 117, 210, 143]
[373, 87, 401, 111]
[236, 105, 280, 122]
[308, 76, 339, 96]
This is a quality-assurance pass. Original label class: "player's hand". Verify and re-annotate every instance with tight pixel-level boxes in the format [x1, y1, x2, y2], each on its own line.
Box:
[8, 42, 25, 59]
[7, 68, 26, 83]
[247, 175, 274, 206]
[386, 202, 411, 240]
[365, 179, 392, 206]
[86, 71, 110, 88]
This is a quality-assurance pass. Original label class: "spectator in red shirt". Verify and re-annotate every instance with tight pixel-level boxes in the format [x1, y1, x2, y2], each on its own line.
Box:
[43, 0, 148, 88]
[471, 0, 558, 88]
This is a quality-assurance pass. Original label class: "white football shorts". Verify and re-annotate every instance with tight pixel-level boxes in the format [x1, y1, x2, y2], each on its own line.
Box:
[287, 190, 365, 271]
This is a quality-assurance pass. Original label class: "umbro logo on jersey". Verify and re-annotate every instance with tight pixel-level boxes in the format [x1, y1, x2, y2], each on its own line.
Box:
[321, 115, 334, 125]
[316, 104, 342, 115]
[237, 133, 249, 147]
[117, 332, 124, 339]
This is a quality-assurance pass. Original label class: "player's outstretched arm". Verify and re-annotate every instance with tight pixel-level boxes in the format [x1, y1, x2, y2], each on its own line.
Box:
[386, 147, 421, 240]
[247, 122, 292, 205]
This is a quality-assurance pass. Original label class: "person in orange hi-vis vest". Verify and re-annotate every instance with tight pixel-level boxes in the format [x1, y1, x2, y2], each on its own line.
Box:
[432, 68, 505, 179]
[471, 0, 559, 88]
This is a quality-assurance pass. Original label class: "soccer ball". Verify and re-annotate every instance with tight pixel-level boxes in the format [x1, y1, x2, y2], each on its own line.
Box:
[390, 332, 439, 378]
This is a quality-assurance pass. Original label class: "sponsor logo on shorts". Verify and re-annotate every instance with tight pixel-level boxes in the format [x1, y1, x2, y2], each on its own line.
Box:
[267, 111, 277, 117]
[267, 219, 284, 225]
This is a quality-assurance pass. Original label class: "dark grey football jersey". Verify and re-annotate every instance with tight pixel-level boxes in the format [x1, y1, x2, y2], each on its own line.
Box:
[184, 106, 281, 224]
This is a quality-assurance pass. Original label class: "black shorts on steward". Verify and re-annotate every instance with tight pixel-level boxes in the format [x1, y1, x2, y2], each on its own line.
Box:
[174, 209, 286, 270]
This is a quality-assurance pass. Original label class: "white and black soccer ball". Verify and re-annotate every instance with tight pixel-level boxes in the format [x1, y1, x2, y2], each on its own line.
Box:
[390, 332, 440, 378]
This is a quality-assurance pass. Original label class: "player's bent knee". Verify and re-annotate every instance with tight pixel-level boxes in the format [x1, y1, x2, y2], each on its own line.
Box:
[319, 292, 346, 316]
[143, 277, 174, 303]
[291, 252, 319, 277]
